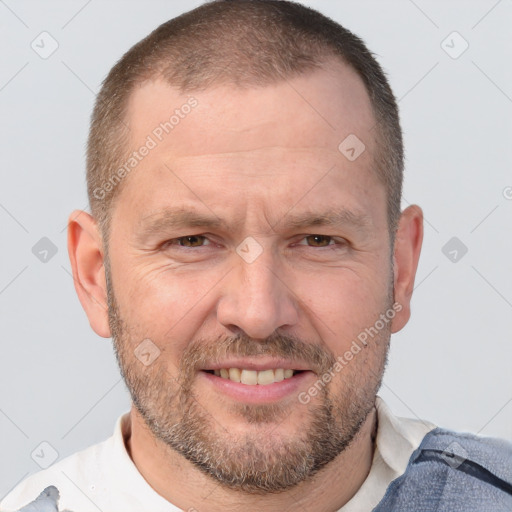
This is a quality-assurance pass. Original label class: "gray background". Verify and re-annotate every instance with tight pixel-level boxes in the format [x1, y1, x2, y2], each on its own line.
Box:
[1, 0, 511, 499]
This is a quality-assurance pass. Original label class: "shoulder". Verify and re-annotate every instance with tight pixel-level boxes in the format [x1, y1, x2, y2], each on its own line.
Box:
[0, 438, 112, 512]
[374, 428, 512, 511]
[419, 428, 512, 483]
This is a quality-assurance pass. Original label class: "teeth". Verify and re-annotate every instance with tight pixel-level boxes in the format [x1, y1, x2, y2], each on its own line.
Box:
[212, 368, 299, 385]
[228, 368, 241, 382]
[257, 369, 275, 385]
[240, 369, 258, 385]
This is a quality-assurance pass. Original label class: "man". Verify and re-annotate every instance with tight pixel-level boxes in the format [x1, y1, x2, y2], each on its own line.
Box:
[2, 1, 511, 511]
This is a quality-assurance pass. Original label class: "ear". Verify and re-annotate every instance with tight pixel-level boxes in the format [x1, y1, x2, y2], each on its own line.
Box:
[67, 210, 111, 338]
[390, 205, 423, 333]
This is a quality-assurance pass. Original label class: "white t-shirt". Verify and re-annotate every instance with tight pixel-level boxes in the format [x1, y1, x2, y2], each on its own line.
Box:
[0, 397, 436, 512]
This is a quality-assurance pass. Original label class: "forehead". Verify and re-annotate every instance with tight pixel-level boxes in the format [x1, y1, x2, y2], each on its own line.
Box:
[125, 58, 376, 160]
[114, 60, 384, 231]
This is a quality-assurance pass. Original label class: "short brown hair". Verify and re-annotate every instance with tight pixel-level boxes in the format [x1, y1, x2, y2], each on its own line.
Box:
[87, 0, 403, 240]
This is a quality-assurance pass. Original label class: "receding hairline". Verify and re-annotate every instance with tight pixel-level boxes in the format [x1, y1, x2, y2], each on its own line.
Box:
[122, 53, 375, 148]
[108, 54, 378, 210]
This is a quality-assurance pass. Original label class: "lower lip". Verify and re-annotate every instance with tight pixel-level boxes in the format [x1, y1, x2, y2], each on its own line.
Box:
[199, 370, 314, 403]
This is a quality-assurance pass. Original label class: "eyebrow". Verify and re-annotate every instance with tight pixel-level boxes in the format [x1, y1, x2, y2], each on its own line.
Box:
[137, 206, 373, 237]
[278, 208, 372, 232]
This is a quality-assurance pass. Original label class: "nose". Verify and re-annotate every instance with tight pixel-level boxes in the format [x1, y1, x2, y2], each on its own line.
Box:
[216, 245, 300, 339]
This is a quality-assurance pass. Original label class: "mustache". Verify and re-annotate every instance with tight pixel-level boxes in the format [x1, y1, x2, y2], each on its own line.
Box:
[179, 331, 337, 377]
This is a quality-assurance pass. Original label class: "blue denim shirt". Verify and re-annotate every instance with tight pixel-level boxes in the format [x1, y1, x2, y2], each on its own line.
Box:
[373, 428, 512, 511]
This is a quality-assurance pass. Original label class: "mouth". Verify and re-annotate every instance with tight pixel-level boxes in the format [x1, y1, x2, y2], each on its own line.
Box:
[202, 368, 306, 385]
[199, 362, 314, 404]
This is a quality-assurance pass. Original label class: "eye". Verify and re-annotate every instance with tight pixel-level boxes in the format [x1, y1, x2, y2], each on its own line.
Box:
[297, 235, 338, 248]
[161, 234, 345, 252]
[165, 235, 212, 248]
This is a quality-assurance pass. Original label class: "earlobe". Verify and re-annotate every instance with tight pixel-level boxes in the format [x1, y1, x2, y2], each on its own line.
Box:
[390, 205, 424, 334]
[67, 210, 111, 338]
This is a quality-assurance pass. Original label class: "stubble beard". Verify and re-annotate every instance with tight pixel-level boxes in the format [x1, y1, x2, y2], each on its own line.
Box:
[105, 263, 391, 493]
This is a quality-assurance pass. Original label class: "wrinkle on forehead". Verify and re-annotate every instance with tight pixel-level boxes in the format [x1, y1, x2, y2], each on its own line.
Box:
[125, 59, 376, 160]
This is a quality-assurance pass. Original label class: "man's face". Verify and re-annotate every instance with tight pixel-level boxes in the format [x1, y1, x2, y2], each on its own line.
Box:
[105, 60, 393, 492]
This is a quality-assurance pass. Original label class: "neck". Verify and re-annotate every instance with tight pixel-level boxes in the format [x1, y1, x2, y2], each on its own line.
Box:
[125, 406, 377, 511]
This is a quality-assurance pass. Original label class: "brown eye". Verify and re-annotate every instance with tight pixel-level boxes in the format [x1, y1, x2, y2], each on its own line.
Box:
[303, 235, 333, 247]
[176, 235, 208, 247]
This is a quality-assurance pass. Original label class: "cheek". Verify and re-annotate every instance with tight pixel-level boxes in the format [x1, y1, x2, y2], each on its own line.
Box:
[116, 262, 221, 345]
[296, 267, 391, 350]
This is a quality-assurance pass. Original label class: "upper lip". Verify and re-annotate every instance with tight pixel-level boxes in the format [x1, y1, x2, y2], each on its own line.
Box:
[201, 357, 311, 372]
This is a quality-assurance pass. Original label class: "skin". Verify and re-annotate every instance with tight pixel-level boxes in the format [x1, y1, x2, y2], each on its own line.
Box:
[68, 58, 423, 511]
